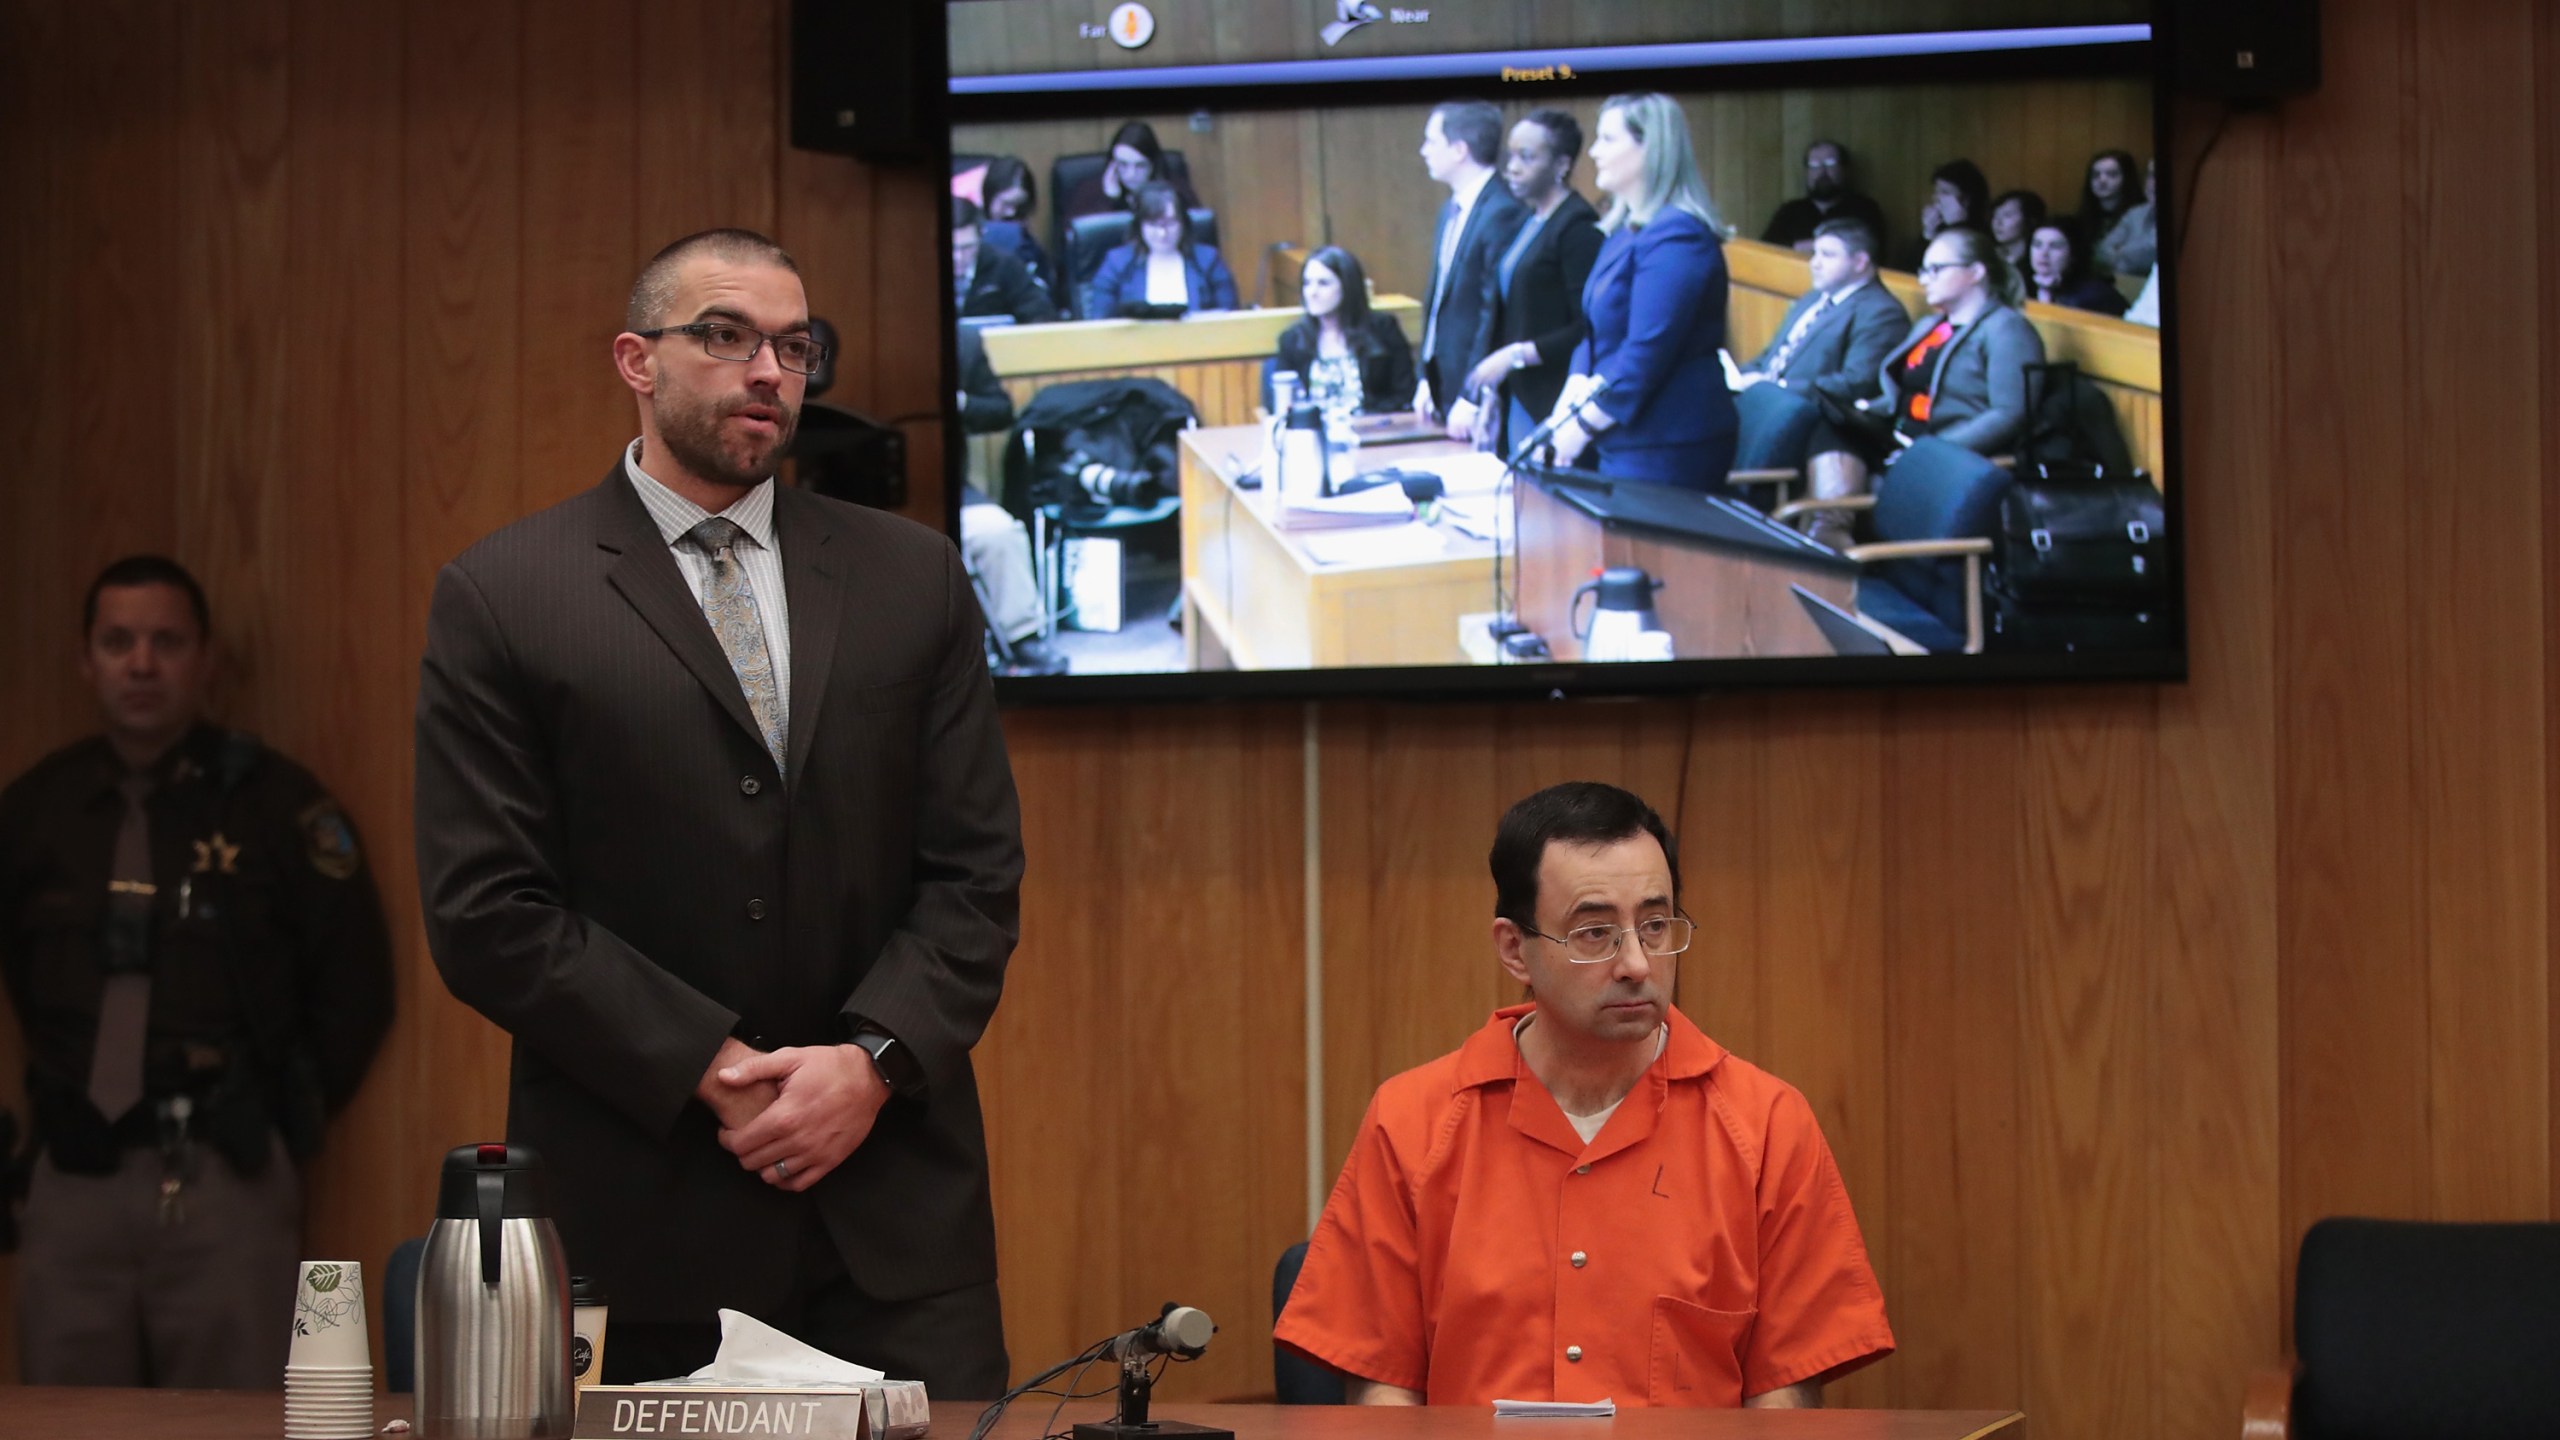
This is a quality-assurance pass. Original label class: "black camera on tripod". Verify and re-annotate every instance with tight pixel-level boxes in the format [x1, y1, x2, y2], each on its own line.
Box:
[1063, 450, 1161, 509]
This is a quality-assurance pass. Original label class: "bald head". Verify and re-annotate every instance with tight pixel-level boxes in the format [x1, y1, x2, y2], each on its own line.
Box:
[626, 228, 799, 333]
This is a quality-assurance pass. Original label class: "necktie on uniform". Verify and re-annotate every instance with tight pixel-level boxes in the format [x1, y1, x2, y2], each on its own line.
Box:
[684, 517, 787, 774]
[88, 772, 154, 1122]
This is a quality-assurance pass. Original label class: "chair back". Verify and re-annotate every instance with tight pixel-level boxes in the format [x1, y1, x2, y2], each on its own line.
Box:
[1870, 437, 2010, 635]
[1048, 150, 1195, 265]
[2293, 1218, 2560, 1440]
[1732, 382, 1821, 473]
[1272, 1242, 1347, 1404]
[384, 1235, 427, 1392]
[1065, 208, 1223, 317]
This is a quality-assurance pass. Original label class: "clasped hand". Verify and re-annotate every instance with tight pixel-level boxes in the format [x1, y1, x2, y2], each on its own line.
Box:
[697, 1038, 889, 1194]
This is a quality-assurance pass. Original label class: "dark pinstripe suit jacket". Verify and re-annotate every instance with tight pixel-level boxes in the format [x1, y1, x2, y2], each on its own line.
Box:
[413, 463, 1023, 1323]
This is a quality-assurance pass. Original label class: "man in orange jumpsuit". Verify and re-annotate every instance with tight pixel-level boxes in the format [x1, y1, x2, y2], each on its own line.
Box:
[1276, 781, 1893, 1408]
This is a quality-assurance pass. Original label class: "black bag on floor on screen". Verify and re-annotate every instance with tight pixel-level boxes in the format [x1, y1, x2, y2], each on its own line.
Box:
[2017, 361, 2134, 474]
[1984, 583, 2169, 652]
[1989, 461, 2167, 607]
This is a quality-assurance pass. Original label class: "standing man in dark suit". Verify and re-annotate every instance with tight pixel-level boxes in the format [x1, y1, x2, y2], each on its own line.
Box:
[1457, 109, 1605, 452]
[1412, 99, 1527, 434]
[414, 229, 1024, 1396]
[1735, 217, 1909, 403]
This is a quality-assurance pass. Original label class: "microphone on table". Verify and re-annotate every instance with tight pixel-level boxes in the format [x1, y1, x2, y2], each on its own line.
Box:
[1507, 375, 1615, 469]
[1109, 1303, 1214, 1361]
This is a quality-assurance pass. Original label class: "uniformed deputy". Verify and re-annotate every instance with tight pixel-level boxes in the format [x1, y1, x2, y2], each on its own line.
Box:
[0, 555, 394, 1387]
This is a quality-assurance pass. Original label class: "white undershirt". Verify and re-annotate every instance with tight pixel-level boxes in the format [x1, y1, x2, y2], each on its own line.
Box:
[1144, 252, 1189, 305]
[1514, 1014, 1669, 1144]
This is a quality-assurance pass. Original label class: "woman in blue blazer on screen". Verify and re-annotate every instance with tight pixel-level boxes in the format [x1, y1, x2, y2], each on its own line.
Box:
[1083, 181, 1239, 319]
[1543, 92, 1737, 491]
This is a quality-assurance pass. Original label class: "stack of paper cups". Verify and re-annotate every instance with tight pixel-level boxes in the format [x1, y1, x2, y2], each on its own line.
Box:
[285, 1260, 375, 1440]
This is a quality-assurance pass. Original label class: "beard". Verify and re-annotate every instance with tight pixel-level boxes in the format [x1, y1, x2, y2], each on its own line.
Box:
[656, 383, 798, 489]
[1807, 173, 1841, 200]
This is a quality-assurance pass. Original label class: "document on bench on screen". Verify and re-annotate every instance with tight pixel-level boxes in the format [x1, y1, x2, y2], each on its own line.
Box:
[1299, 522, 1449, 567]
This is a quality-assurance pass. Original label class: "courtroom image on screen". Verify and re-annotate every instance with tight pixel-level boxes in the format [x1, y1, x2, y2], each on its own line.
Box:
[939, 2, 2174, 683]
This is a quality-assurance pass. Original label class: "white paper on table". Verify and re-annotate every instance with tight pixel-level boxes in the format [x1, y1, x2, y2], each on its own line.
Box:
[1493, 1398, 1617, 1418]
[1433, 494, 1509, 542]
[1392, 450, 1510, 496]
[682, 1309, 886, 1385]
[1299, 522, 1448, 567]
[1278, 485, 1416, 529]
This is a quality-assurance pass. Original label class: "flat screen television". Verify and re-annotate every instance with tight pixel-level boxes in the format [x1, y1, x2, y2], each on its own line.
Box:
[933, 0, 2182, 700]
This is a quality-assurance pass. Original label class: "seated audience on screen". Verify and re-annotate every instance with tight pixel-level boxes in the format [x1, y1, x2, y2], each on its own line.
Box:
[2094, 156, 2157, 280]
[1082, 181, 1238, 317]
[1414, 98, 1529, 430]
[1273, 246, 1416, 417]
[1986, 189, 2046, 272]
[1060, 119, 1199, 223]
[1896, 159, 1988, 272]
[1275, 782, 1895, 1409]
[2024, 217, 2129, 317]
[979, 155, 1054, 297]
[953, 197, 1057, 325]
[951, 327, 1067, 676]
[1543, 93, 1737, 492]
[1735, 217, 1908, 403]
[1455, 109, 1605, 451]
[1796, 226, 2045, 551]
[2074, 149, 2139, 275]
[1760, 139, 1889, 256]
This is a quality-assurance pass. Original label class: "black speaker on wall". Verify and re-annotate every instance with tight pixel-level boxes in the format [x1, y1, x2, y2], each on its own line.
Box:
[2173, 0, 2320, 101]
[790, 0, 946, 163]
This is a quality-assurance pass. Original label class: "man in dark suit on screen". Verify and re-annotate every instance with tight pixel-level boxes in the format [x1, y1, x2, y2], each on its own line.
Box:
[1735, 217, 1909, 403]
[1412, 98, 1527, 432]
[413, 228, 1023, 1395]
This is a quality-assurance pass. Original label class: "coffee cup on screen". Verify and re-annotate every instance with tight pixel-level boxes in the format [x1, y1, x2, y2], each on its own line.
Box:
[571, 1276, 609, 1390]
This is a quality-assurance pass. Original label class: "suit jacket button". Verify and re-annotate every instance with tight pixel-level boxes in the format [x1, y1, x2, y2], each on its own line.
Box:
[747, 899, 767, 921]
[741, 776, 761, 795]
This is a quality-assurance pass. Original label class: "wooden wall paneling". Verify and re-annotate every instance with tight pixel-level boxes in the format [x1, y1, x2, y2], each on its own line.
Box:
[280, 0, 424, 1346]
[2019, 691, 2158, 1439]
[2542, 0, 2560, 1228]
[2274, 0, 2429, 1251]
[1675, 697, 1771, 1083]
[1316, 702, 1512, 1181]
[1750, 695, 1893, 1407]
[173, 0, 290, 743]
[1879, 694, 2024, 1411]
[398, 0, 525, 1171]
[634, 0, 777, 244]
[981, 705, 1307, 1401]
[2147, 100, 2284, 1440]
[977, 711, 1133, 1387]
[1108, 706, 1307, 1402]
[521, 0, 641, 505]
[872, 163, 952, 530]
[2409, 0, 2550, 1224]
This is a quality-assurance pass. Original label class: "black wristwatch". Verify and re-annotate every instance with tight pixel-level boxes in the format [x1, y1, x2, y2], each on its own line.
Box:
[848, 1024, 925, 1098]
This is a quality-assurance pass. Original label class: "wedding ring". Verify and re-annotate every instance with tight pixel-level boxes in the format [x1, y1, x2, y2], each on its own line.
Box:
[773, 1159, 790, 1180]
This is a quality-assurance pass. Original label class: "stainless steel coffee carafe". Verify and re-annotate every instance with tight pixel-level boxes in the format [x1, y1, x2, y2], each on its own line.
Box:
[416, 1144, 574, 1439]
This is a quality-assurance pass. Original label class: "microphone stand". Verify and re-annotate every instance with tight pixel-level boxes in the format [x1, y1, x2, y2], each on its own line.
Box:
[1488, 381, 1614, 658]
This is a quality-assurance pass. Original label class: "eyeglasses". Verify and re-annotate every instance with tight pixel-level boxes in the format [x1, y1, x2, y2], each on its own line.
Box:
[1915, 262, 1974, 279]
[638, 322, 830, 376]
[1520, 914, 1695, 965]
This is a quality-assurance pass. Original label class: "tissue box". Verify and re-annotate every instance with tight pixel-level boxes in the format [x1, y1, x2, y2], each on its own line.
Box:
[572, 1381, 928, 1440]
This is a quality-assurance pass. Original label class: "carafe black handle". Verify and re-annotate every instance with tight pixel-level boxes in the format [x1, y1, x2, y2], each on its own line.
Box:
[1569, 580, 1598, 640]
[476, 1152, 506, 1286]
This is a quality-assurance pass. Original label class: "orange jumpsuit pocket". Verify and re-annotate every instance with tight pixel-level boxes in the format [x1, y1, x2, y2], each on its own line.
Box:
[1646, 1295, 1754, 1407]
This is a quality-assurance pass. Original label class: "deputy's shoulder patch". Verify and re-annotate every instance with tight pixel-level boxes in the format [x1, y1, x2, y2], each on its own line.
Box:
[299, 800, 361, 880]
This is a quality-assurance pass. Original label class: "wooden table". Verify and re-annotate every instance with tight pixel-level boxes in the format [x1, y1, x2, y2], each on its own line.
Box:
[1178, 423, 1498, 671]
[0, 1388, 2026, 1440]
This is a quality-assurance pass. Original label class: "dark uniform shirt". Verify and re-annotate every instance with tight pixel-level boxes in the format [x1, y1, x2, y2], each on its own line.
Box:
[0, 724, 393, 1171]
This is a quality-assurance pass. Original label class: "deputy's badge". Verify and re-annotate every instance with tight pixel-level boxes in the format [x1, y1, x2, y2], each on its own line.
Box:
[191, 832, 241, 875]
[300, 801, 361, 880]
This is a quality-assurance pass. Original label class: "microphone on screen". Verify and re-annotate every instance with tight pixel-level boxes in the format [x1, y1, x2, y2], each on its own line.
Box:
[1508, 376, 1615, 468]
